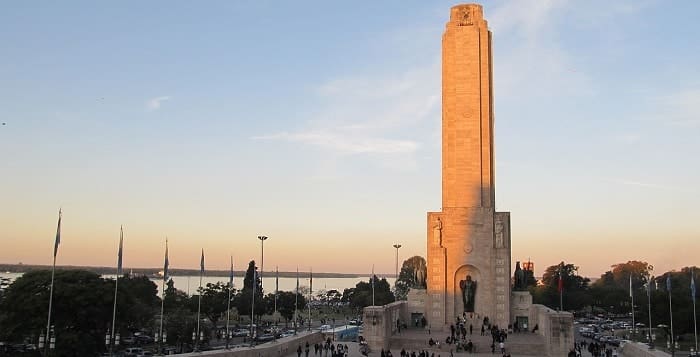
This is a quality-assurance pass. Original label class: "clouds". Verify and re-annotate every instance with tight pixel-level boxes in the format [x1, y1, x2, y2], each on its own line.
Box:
[147, 96, 171, 111]
[253, 61, 440, 166]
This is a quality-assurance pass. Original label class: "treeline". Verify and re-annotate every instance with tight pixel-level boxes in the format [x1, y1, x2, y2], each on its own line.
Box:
[0, 263, 365, 278]
[0, 260, 394, 356]
[530, 261, 698, 337]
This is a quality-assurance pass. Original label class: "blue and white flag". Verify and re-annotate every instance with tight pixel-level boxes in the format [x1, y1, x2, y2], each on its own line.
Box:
[666, 274, 671, 292]
[629, 275, 633, 297]
[163, 239, 169, 282]
[691, 271, 696, 298]
[229, 256, 234, 287]
[53, 209, 62, 257]
[200, 249, 205, 274]
[117, 226, 124, 275]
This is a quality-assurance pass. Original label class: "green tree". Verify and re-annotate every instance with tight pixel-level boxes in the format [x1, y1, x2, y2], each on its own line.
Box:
[394, 256, 427, 300]
[197, 282, 234, 328]
[531, 262, 590, 311]
[349, 275, 395, 308]
[264, 291, 306, 322]
[0, 270, 113, 356]
[236, 261, 265, 319]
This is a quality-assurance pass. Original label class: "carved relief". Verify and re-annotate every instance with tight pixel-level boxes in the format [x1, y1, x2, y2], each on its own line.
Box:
[459, 8, 473, 26]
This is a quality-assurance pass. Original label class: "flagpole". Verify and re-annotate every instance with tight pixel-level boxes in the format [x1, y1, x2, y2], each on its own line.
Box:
[648, 277, 654, 349]
[251, 264, 256, 346]
[668, 275, 674, 355]
[691, 269, 697, 355]
[630, 275, 635, 340]
[294, 267, 299, 336]
[558, 267, 563, 312]
[109, 226, 123, 357]
[45, 208, 61, 357]
[308, 268, 312, 331]
[225, 256, 233, 349]
[372, 265, 375, 306]
[274, 266, 278, 342]
[195, 249, 204, 352]
[158, 238, 168, 356]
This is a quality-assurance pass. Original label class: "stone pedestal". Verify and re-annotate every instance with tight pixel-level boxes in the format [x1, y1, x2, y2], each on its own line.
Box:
[511, 291, 533, 331]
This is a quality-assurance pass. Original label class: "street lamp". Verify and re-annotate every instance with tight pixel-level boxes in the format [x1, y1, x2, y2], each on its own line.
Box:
[258, 236, 268, 290]
[393, 244, 402, 288]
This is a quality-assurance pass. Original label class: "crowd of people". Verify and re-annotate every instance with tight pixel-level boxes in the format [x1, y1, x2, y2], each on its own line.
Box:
[298, 338, 351, 357]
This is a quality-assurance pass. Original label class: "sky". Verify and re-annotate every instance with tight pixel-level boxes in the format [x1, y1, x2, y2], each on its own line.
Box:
[1, 1, 698, 278]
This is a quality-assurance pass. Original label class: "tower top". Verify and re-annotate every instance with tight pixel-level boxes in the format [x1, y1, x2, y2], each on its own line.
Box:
[448, 4, 487, 28]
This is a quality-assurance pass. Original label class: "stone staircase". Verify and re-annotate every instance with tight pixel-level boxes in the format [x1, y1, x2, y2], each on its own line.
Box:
[388, 330, 547, 356]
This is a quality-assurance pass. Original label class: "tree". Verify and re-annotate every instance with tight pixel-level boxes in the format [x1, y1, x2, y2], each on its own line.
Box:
[197, 282, 234, 328]
[394, 256, 427, 300]
[531, 262, 590, 311]
[236, 261, 265, 318]
[264, 291, 306, 322]
[0, 270, 114, 356]
[348, 275, 395, 308]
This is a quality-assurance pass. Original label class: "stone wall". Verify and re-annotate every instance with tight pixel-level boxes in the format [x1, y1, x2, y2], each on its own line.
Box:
[172, 332, 323, 357]
[363, 302, 409, 351]
[529, 304, 574, 356]
[621, 342, 671, 357]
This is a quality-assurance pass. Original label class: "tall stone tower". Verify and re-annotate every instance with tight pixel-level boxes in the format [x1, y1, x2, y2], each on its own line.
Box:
[426, 3, 511, 330]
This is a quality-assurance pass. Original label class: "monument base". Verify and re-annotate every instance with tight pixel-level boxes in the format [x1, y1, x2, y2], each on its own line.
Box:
[511, 290, 533, 331]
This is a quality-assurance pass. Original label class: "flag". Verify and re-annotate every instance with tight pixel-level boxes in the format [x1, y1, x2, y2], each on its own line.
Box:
[296, 267, 299, 293]
[691, 271, 696, 299]
[53, 209, 62, 257]
[557, 269, 563, 293]
[275, 266, 279, 295]
[666, 274, 671, 292]
[310, 268, 313, 293]
[117, 226, 124, 275]
[163, 239, 169, 282]
[629, 275, 633, 297]
[200, 249, 205, 274]
[229, 256, 234, 287]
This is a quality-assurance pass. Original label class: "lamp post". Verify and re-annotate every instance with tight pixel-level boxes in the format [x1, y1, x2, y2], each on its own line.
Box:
[392, 244, 402, 288]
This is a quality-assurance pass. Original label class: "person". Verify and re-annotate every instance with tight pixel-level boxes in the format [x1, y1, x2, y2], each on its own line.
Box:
[469, 324, 473, 335]
[499, 341, 505, 354]
[305, 342, 310, 357]
[297, 345, 303, 357]
[481, 325, 485, 336]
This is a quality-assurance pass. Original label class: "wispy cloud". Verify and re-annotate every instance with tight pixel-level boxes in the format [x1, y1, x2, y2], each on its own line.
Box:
[253, 131, 418, 154]
[252, 60, 439, 167]
[606, 178, 697, 194]
[147, 96, 171, 111]
[655, 89, 700, 127]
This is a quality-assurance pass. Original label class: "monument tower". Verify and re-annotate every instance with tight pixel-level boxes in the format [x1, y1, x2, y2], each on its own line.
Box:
[426, 3, 512, 330]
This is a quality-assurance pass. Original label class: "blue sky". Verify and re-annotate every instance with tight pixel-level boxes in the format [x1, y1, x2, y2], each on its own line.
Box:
[1, 1, 698, 277]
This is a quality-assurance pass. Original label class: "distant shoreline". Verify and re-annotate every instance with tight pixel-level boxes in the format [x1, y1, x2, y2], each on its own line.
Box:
[0, 263, 384, 278]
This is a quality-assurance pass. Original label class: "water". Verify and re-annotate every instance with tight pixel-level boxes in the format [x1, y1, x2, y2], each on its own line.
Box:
[0, 272, 395, 296]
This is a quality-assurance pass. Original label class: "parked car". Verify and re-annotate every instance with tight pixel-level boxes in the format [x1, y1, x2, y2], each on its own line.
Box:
[232, 329, 249, 337]
[254, 334, 275, 343]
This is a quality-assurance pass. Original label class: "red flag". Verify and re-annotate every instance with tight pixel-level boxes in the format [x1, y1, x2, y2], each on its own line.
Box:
[557, 270, 563, 293]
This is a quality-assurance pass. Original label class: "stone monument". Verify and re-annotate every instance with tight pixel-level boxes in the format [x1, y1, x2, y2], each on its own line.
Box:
[426, 3, 512, 330]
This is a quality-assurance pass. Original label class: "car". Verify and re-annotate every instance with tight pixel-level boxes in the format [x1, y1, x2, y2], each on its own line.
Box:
[254, 334, 275, 343]
[124, 347, 144, 357]
[318, 325, 332, 331]
[232, 329, 249, 337]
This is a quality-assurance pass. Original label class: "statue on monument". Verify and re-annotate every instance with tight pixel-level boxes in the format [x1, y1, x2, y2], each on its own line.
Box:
[513, 261, 527, 291]
[433, 217, 443, 247]
[494, 219, 504, 248]
[459, 274, 477, 312]
[412, 259, 427, 289]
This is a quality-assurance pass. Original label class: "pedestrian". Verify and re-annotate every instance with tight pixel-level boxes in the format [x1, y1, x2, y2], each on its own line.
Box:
[499, 341, 505, 354]
[298, 345, 303, 357]
[305, 342, 310, 357]
[469, 324, 473, 335]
